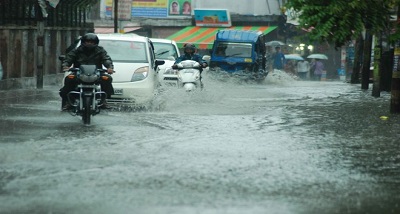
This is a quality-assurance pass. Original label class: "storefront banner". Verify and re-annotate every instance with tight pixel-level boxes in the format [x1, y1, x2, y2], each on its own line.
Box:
[104, 0, 193, 18]
[132, 0, 168, 18]
[194, 9, 231, 27]
[168, 0, 192, 17]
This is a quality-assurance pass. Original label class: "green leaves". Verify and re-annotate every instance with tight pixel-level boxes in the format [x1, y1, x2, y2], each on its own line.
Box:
[286, 0, 399, 47]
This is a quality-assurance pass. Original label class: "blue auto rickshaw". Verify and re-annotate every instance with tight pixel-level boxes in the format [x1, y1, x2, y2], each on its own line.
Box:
[209, 29, 268, 81]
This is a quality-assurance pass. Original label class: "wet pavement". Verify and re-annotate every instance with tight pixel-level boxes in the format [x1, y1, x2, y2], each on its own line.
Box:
[0, 72, 399, 214]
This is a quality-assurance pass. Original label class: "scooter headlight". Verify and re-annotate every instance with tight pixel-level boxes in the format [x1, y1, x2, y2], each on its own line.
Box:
[131, 66, 149, 82]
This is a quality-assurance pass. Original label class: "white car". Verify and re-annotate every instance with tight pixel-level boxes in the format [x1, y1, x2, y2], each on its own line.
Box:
[150, 38, 180, 86]
[62, 34, 165, 107]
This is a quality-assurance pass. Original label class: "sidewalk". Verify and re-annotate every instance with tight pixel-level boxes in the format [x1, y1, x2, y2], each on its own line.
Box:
[0, 85, 60, 105]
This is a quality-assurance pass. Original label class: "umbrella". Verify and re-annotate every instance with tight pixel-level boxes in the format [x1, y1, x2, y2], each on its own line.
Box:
[307, 54, 328, 60]
[265, 40, 285, 46]
[284, 54, 304, 61]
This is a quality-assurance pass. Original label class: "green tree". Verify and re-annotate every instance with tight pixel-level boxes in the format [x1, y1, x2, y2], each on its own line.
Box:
[286, 0, 395, 48]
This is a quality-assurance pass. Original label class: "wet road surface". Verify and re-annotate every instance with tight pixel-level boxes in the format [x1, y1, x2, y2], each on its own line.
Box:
[0, 72, 399, 214]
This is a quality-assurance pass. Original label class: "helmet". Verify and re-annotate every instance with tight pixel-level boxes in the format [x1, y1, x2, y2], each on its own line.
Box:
[183, 43, 196, 54]
[81, 33, 99, 50]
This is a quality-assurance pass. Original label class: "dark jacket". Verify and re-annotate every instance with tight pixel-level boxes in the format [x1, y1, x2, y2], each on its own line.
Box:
[175, 53, 207, 65]
[62, 45, 114, 69]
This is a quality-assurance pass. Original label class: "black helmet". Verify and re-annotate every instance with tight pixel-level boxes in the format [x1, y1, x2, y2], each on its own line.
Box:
[81, 33, 99, 50]
[183, 43, 196, 54]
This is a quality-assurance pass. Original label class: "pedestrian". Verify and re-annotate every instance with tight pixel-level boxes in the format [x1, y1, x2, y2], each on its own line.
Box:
[272, 46, 285, 70]
[296, 59, 310, 80]
[312, 59, 325, 81]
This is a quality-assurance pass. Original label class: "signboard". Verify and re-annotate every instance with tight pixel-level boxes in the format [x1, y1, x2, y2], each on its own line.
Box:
[168, 0, 192, 16]
[132, 0, 168, 18]
[119, 0, 133, 20]
[194, 9, 231, 27]
[104, 0, 196, 18]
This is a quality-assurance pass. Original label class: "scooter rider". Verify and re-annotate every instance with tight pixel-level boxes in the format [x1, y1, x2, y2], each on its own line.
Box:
[60, 33, 114, 110]
[173, 43, 207, 87]
[173, 43, 207, 68]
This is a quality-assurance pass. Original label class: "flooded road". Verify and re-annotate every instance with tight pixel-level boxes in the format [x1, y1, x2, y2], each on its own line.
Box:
[0, 71, 399, 214]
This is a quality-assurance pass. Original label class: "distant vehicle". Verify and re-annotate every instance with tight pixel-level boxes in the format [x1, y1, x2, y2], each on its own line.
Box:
[150, 38, 180, 85]
[208, 29, 268, 82]
[61, 34, 165, 108]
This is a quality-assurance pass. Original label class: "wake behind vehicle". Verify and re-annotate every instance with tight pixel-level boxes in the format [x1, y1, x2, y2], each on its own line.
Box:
[209, 29, 268, 82]
[64, 65, 107, 125]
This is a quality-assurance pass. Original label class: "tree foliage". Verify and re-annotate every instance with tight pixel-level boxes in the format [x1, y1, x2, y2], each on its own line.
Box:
[286, 0, 399, 48]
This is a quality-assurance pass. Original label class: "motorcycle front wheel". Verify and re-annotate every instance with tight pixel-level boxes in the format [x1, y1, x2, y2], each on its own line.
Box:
[82, 96, 91, 125]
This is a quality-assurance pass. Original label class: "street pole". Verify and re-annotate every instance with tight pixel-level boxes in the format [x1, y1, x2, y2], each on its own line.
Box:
[390, 41, 400, 113]
[390, 5, 400, 113]
[361, 30, 373, 90]
[114, 0, 119, 33]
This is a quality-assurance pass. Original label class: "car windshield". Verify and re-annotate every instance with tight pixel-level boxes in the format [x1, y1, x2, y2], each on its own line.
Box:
[99, 40, 148, 63]
[152, 42, 179, 60]
[215, 42, 253, 58]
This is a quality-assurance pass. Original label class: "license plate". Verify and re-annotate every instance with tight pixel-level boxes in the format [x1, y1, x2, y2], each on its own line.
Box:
[114, 88, 123, 95]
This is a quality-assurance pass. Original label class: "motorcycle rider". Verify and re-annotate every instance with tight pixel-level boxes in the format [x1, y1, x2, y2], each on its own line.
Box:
[173, 43, 207, 87]
[60, 33, 114, 110]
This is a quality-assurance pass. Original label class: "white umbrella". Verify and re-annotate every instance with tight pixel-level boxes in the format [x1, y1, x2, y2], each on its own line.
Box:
[284, 54, 304, 61]
[265, 40, 285, 46]
[307, 54, 328, 60]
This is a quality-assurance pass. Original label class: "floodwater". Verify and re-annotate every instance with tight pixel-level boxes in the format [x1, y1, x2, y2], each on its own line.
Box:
[0, 70, 399, 214]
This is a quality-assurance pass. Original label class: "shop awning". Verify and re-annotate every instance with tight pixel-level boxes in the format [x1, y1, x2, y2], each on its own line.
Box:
[166, 26, 277, 49]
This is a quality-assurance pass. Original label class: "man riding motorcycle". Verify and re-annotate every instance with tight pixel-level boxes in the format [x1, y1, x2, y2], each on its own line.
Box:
[60, 33, 114, 110]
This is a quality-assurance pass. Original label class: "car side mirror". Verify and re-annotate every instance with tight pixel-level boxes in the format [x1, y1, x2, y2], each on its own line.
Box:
[156, 59, 165, 66]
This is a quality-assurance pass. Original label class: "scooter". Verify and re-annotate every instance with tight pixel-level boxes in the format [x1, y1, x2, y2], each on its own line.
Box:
[65, 65, 108, 125]
[168, 60, 205, 92]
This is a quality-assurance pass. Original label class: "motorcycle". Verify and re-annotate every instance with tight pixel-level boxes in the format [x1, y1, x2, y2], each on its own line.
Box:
[64, 65, 108, 125]
[166, 60, 205, 92]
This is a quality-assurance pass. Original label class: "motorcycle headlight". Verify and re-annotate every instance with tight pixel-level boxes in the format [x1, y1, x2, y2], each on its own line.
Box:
[131, 66, 149, 82]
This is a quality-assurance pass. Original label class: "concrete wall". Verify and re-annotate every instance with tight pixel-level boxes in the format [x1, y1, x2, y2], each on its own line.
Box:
[0, 27, 91, 90]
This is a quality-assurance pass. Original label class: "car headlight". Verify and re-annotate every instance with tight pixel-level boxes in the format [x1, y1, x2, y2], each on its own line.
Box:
[131, 66, 149, 82]
[164, 68, 176, 75]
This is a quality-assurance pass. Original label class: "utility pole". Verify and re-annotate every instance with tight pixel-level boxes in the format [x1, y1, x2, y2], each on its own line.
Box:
[114, 0, 119, 33]
[390, 5, 400, 113]
[361, 29, 373, 90]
